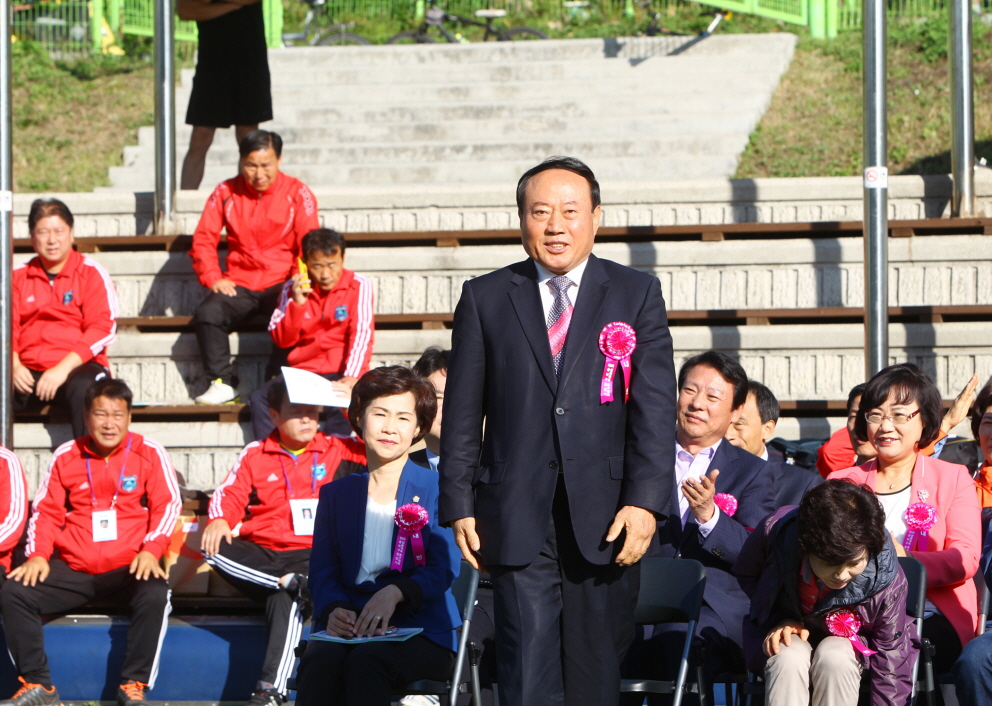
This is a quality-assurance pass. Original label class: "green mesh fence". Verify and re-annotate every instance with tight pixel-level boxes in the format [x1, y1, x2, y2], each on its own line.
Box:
[12, 1, 95, 58]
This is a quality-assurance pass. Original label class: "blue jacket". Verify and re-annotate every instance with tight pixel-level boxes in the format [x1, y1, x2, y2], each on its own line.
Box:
[309, 459, 462, 652]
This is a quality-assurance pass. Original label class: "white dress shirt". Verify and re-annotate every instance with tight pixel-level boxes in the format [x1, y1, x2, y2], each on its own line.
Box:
[533, 258, 589, 321]
[674, 440, 722, 537]
[426, 448, 440, 474]
[356, 496, 397, 585]
[760, 447, 769, 461]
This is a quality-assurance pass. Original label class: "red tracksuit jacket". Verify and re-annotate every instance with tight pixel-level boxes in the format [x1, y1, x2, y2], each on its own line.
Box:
[267, 268, 375, 378]
[208, 432, 367, 551]
[0, 447, 29, 572]
[26, 433, 182, 575]
[13, 249, 119, 371]
[190, 172, 320, 292]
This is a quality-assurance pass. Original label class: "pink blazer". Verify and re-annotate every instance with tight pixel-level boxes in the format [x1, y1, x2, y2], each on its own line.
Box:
[829, 453, 981, 648]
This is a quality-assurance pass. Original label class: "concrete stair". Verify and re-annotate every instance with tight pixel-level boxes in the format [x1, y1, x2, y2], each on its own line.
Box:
[106, 33, 797, 190]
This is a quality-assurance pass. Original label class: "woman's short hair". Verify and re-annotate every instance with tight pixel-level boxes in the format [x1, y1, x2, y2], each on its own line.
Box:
[970, 376, 992, 439]
[28, 198, 74, 232]
[348, 366, 437, 444]
[797, 479, 887, 565]
[854, 363, 943, 448]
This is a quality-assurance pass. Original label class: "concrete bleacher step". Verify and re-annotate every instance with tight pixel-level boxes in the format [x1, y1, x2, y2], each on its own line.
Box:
[107, 33, 797, 190]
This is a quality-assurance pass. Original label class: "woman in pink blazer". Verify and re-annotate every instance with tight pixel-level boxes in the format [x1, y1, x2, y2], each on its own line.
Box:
[828, 363, 981, 679]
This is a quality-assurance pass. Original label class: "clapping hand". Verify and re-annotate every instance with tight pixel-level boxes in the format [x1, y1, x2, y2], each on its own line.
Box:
[682, 469, 720, 524]
[942, 373, 980, 434]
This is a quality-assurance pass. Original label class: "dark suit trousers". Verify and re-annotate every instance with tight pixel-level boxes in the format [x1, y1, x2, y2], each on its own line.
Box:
[491, 477, 639, 706]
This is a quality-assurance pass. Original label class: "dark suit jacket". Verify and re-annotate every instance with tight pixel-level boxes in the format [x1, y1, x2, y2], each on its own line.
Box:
[439, 254, 677, 566]
[308, 460, 463, 651]
[647, 441, 775, 646]
[770, 461, 822, 508]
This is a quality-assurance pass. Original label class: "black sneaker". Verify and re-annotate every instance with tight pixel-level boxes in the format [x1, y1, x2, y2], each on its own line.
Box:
[246, 685, 285, 706]
[117, 680, 149, 706]
[0, 678, 62, 706]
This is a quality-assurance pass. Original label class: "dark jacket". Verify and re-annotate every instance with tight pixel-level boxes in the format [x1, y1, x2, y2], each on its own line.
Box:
[770, 461, 822, 509]
[439, 254, 677, 566]
[647, 441, 775, 648]
[308, 460, 462, 651]
[735, 506, 917, 706]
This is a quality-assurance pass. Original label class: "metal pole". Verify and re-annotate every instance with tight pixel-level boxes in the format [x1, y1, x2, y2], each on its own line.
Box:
[154, 0, 177, 235]
[950, 0, 975, 217]
[0, 0, 12, 448]
[863, 0, 888, 378]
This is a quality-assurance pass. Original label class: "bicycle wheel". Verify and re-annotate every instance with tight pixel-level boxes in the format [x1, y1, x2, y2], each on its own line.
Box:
[386, 30, 436, 43]
[317, 30, 372, 46]
[498, 26, 548, 40]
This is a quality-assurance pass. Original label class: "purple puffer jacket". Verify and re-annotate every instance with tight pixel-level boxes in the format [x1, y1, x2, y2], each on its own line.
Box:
[734, 506, 918, 706]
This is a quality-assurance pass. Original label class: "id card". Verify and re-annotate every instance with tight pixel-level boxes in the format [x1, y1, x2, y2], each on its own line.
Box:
[290, 499, 318, 536]
[92, 510, 118, 542]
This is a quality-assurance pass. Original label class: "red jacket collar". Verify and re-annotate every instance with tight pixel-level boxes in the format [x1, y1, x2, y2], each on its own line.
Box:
[27, 248, 82, 280]
[261, 430, 331, 455]
[236, 171, 284, 199]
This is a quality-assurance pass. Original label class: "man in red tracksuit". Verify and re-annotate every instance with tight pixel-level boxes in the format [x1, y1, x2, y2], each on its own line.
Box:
[248, 228, 374, 440]
[1, 378, 182, 706]
[189, 130, 319, 406]
[14, 198, 119, 438]
[202, 378, 366, 706]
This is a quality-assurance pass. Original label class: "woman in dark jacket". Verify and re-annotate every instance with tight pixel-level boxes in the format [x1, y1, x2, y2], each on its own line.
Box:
[295, 366, 462, 706]
[734, 479, 917, 706]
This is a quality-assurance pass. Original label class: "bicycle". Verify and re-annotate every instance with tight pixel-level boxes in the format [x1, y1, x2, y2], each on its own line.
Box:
[282, 0, 371, 47]
[640, 1, 730, 38]
[386, 0, 548, 44]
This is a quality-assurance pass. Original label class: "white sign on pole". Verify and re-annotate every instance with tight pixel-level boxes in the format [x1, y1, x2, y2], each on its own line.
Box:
[864, 167, 888, 189]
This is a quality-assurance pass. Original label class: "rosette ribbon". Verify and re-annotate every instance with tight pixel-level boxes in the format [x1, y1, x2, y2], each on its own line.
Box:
[902, 502, 938, 552]
[599, 322, 637, 404]
[713, 493, 738, 517]
[825, 608, 877, 656]
[391, 503, 429, 571]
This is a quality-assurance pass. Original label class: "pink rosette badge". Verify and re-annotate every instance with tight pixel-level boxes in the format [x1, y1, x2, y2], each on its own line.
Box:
[599, 322, 637, 404]
[902, 502, 938, 552]
[713, 493, 738, 517]
[825, 608, 877, 656]
[390, 503, 429, 571]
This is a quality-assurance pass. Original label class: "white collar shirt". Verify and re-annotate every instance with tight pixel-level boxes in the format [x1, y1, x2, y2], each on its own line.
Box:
[674, 439, 722, 536]
[533, 258, 589, 322]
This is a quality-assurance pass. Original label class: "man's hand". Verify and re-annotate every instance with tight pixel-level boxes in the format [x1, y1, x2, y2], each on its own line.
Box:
[354, 584, 403, 637]
[332, 377, 357, 395]
[942, 373, 980, 434]
[12, 360, 35, 395]
[290, 273, 312, 306]
[327, 607, 358, 637]
[209, 279, 238, 297]
[35, 366, 71, 402]
[763, 620, 809, 657]
[682, 469, 720, 524]
[452, 517, 482, 570]
[129, 551, 167, 581]
[201, 519, 233, 557]
[606, 505, 656, 566]
[9, 556, 50, 586]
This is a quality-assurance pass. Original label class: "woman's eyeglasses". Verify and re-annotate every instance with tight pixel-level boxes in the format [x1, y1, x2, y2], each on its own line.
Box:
[864, 409, 921, 425]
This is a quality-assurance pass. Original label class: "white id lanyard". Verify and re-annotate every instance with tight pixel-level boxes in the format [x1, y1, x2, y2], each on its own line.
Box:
[85, 435, 132, 543]
[290, 498, 319, 536]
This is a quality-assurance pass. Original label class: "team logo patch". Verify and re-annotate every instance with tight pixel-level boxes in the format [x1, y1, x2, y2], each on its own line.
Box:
[312, 464, 327, 481]
[335, 305, 348, 322]
[121, 475, 138, 492]
[62, 290, 74, 305]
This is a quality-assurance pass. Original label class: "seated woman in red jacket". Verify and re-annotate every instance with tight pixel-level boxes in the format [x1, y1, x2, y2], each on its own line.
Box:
[829, 363, 982, 682]
[735, 480, 916, 706]
[13, 198, 119, 438]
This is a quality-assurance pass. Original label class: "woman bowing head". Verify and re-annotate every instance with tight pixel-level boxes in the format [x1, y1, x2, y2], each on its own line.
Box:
[296, 366, 462, 706]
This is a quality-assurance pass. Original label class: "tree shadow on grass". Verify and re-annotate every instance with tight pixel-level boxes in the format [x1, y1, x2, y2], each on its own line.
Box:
[899, 139, 992, 174]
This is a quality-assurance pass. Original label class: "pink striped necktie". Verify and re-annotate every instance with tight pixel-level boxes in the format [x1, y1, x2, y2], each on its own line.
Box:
[547, 275, 575, 378]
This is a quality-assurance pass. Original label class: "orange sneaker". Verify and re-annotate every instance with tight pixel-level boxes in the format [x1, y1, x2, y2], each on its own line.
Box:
[0, 677, 61, 706]
[116, 680, 149, 706]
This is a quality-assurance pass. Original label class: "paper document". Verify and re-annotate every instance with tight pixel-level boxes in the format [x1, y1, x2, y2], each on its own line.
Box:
[309, 627, 423, 644]
[281, 367, 351, 408]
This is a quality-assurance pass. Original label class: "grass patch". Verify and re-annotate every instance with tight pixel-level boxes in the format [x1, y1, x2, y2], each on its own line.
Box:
[735, 17, 992, 178]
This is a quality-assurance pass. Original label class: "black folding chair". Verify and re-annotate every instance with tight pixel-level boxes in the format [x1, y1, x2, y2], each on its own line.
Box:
[899, 556, 932, 706]
[286, 561, 482, 706]
[620, 557, 708, 706]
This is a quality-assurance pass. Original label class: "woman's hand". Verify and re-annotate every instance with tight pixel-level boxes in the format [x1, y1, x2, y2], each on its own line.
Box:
[763, 620, 809, 657]
[327, 607, 358, 637]
[354, 584, 404, 637]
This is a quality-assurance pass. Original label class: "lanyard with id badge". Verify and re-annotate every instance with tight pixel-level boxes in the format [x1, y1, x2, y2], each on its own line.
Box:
[281, 450, 323, 536]
[86, 434, 133, 542]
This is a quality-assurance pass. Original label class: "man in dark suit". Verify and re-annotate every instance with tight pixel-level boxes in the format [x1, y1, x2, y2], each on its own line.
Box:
[439, 157, 677, 706]
[726, 380, 821, 508]
[626, 352, 775, 697]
